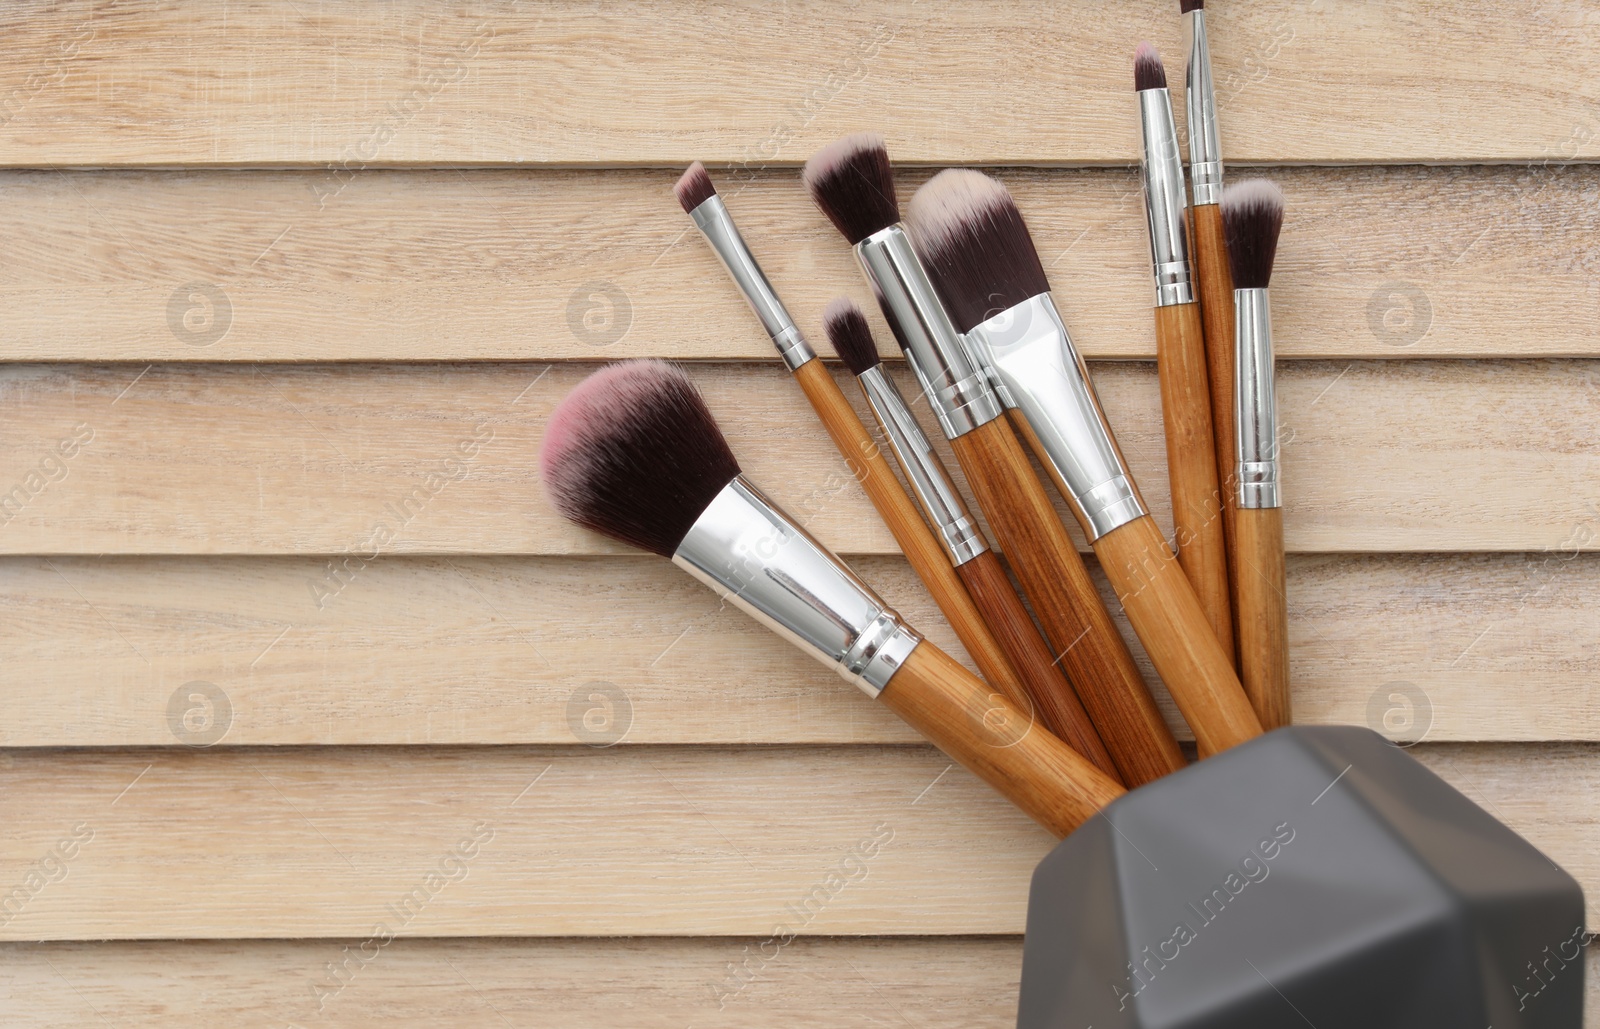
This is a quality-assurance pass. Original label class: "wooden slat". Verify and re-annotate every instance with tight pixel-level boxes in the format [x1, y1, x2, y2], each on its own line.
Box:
[2, 165, 1594, 362]
[3, 936, 1591, 1027]
[1, 2, 1597, 167]
[5, 552, 1599, 748]
[0, 360, 1594, 555]
[0, 743, 1591, 940]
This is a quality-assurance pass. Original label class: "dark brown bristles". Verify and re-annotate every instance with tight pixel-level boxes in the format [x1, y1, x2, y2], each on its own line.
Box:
[1134, 41, 1167, 91]
[1180, 0, 1204, 12]
[1220, 179, 1287, 291]
[801, 132, 901, 244]
[822, 297, 882, 375]
[541, 360, 740, 558]
[673, 161, 717, 214]
[903, 169, 1051, 333]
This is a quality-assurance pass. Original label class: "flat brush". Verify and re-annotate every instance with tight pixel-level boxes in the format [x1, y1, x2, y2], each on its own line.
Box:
[804, 133, 1184, 786]
[1222, 178, 1291, 730]
[542, 360, 1124, 835]
[1181, 0, 1245, 667]
[823, 297, 1118, 778]
[906, 168, 1262, 759]
[673, 162, 1094, 771]
[1134, 42, 1235, 662]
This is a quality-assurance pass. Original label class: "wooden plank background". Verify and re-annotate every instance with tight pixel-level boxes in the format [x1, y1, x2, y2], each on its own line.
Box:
[0, 1, 1596, 1024]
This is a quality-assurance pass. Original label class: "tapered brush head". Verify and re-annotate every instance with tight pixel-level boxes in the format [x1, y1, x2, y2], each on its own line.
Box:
[1134, 41, 1168, 91]
[1179, 0, 1204, 12]
[822, 298, 882, 375]
[904, 169, 1050, 333]
[1220, 179, 1287, 290]
[673, 161, 717, 214]
[541, 360, 740, 558]
[801, 132, 901, 244]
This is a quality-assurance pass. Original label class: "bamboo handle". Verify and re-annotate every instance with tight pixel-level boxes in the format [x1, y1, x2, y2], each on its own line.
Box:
[1152, 301, 1234, 662]
[1092, 514, 1263, 756]
[879, 642, 1125, 837]
[955, 550, 1121, 782]
[792, 360, 1034, 710]
[950, 417, 1185, 786]
[1234, 507, 1291, 730]
[1190, 202, 1242, 657]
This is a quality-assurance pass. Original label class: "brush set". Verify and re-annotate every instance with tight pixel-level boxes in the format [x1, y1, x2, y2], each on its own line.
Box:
[541, 4, 1584, 1026]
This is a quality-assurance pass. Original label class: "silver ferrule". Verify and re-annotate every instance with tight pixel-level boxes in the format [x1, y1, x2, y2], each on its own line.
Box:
[965, 293, 1146, 541]
[688, 195, 815, 371]
[1138, 87, 1195, 307]
[1233, 288, 1280, 509]
[856, 365, 988, 566]
[853, 225, 1004, 440]
[672, 475, 921, 697]
[1185, 10, 1224, 206]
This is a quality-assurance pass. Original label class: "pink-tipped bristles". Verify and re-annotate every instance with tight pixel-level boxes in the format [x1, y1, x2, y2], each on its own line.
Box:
[904, 169, 1051, 334]
[673, 162, 718, 214]
[1134, 41, 1167, 91]
[1220, 179, 1287, 291]
[801, 132, 901, 245]
[822, 297, 883, 376]
[541, 360, 740, 559]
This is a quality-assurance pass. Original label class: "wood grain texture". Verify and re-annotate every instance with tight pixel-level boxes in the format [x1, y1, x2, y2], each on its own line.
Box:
[1191, 202, 1242, 653]
[2, 164, 1596, 363]
[1153, 301, 1233, 658]
[0, 743, 1591, 940]
[953, 416, 1184, 786]
[1, 1, 1596, 167]
[1235, 507, 1292, 730]
[955, 550, 1119, 780]
[4, 359, 1592, 556]
[2, 937, 1596, 1027]
[9, 551, 1597, 749]
[1092, 514, 1262, 756]
[790, 358, 1034, 719]
[878, 643, 1124, 837]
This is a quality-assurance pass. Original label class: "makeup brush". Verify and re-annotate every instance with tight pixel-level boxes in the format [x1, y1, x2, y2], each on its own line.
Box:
[906, 168, 1262, 758]
[1180, 0, 1244, 667]
[823, 297, 1118, 778]
[1133, 42, 1235, 663]
[803, 134, 1184, 786]
[673, 162, 1094, 771]
[1222, 178, 1290, 731]
[542, 360, 1124, 834]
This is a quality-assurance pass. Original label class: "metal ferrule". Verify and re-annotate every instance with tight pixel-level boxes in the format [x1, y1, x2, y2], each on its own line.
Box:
[1185, 9, 1224, 206]
[1233, 288, 1280, 509]
[671, 475, 922, 697]
[853, 225, 1004, 440]
[1138, 87, 1196, 307]
[965, 293, 1146, 541]
[689, 195, 815, 371]
[856, 364, 988, 566]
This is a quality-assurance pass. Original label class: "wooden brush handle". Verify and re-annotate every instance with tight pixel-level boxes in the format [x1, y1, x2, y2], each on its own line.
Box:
[955, 550, 1120, 782]
[1234, 507, 1291, 730]
[950, 417, 1185, 786]
[1190, 202, 1242, 657]
[1153, 300, 1234, 661]
[1093, 513, 1263, 756]
[792, 360, 1033, 713]
[879, 642, 1125, 837]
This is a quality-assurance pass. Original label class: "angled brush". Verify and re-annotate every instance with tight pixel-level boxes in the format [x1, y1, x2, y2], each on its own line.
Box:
[804, 133, 1183, 786]
[543, 360, 1124, 834]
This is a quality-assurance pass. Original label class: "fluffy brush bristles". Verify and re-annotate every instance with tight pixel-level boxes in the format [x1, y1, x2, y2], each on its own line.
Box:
[904, 169, 1051, 333]
[1220, 179, 1286, 291]
[1179, 0, 1204, 12]
[541, 360, 740, 559]
[801, 132, 901, 245]
[823, 298, 882, 375]
[673, 161, 717, 214]
[1134, 42, 1167, 91]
